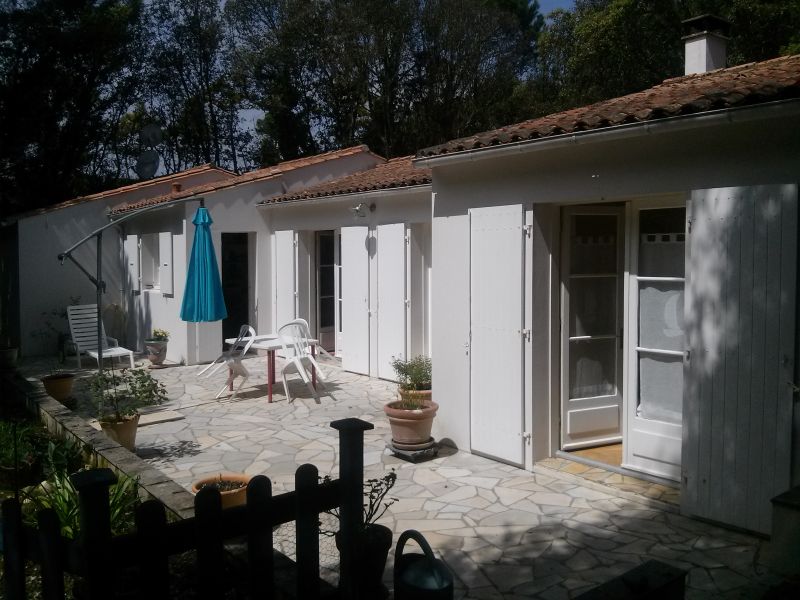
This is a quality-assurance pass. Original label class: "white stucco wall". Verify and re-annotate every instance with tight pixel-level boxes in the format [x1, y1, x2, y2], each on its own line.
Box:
[427, 110, 800, 458]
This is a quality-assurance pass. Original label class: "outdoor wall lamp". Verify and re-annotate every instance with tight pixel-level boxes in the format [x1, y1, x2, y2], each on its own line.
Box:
[349, 202, 375, 218]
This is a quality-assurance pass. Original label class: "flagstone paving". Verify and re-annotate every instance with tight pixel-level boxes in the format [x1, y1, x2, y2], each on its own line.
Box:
[20, 355, 787, 598]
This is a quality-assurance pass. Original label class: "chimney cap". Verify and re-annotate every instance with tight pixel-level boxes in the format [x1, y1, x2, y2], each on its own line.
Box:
[171, 183, 182, 193]
[681, 14, 731, 39]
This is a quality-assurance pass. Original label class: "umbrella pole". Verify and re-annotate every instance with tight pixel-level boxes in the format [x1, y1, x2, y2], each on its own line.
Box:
[96, 232, 103, 371]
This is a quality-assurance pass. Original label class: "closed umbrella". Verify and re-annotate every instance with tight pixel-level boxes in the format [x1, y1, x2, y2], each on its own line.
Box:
[180, 206, 227, 322]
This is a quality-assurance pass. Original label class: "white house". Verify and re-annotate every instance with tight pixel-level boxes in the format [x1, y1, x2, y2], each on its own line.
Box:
[0, 165, 236, 357]
[417, 42, 800, 535]
[109, 146, 384, 366]
[258, 156, 432, 378]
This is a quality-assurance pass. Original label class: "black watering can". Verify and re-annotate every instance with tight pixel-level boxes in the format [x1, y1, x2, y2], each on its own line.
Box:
[393, 529, 454, 600]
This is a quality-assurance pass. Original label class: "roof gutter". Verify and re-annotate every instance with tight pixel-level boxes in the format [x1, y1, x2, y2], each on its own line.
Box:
[256, 183, 431, 209]
[413, 98, 800, 168]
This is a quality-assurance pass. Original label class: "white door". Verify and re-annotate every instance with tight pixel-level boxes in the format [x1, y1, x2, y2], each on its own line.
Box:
[341, 226, 370, 375]
[682, 185, 797, 535]
[624, 202, 685, 481]
[274, 230, 296, 329]
[470, 205, 525, 465]
[377, 223, 408, 380]
[561, 207, 624, 449]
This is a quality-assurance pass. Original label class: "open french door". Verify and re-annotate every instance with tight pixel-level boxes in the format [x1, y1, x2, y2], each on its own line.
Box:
[341, 226, 369, 374]
[377, 223, 408, 380]
[561, 206, 624, 449]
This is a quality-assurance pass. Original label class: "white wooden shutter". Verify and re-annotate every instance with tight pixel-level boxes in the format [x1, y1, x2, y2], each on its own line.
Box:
[158, 232, 173, 295]
[341, 226, 370, 375]
[682, 185, 797, 534]
[470, 205, 525, 465]
[377, 223, 408, 380]
[124, 234, 140, 293]
[274, 230, 296, 329]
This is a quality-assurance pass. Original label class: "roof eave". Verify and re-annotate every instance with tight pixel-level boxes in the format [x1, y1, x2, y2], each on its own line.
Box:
[257, 183, 432, 208]
[414, 98, 800, 168]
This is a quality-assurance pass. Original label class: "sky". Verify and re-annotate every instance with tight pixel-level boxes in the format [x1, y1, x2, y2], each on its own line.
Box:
[539, 0, 575, 16]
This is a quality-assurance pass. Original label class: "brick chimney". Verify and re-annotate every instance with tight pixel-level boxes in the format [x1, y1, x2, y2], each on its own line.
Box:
[171, 183, 182, 194]
[682, 15, 731, 75]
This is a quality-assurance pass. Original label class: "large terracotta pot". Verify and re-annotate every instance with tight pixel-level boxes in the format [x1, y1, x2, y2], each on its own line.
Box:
[191, 473, 251, 509]
[42, 373, 76, 403]
[384, 399, 438, 446]
[99, 413, 140, 451]
[336, 523, 393, 599]
[144, 340, 168, 366]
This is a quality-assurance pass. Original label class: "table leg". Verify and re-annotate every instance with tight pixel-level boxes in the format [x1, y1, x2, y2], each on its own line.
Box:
[267, 351, 274, 403]
[311, 345, 317, 388]
[228, 367, 233, 392]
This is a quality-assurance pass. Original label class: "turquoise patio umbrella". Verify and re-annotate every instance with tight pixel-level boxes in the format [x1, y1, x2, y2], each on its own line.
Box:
[180, 206, 228, 322]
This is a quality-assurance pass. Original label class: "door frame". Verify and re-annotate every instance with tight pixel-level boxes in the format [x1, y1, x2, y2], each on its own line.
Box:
[559, 205, 625, 451]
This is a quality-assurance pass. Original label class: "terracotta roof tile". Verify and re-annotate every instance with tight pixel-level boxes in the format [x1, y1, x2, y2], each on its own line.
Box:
[418, 54, 800, 158]
[260, 156, 431, 205]
[110, 145, 380, 215]
[7, 164, 235, 221]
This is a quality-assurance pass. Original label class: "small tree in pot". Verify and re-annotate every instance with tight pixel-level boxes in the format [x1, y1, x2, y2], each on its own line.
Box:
[384, 356, 437, 448]
[88, 366, 168, 451]
[144, 328, 169, 367]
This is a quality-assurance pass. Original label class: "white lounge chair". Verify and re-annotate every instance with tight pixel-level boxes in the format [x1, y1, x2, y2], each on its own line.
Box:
[67, 304, 135, 369]
[278, 319, 330, 402]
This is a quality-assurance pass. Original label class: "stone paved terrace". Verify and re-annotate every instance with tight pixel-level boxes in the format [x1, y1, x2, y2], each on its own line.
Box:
[19, 354, 788, 598]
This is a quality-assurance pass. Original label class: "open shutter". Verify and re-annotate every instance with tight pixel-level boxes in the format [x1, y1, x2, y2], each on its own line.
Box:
[377, 223, 408, 380]
[341, 226, 369, 375]
[125, 234, 140, 293]
[682, 185, 797, 534]
[275, 230, 296, 329]
[470, 205, 525, 465]
[158, 232, 173, 295]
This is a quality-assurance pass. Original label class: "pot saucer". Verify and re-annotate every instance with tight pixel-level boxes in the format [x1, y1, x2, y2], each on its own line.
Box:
[390, 437, 435, 451]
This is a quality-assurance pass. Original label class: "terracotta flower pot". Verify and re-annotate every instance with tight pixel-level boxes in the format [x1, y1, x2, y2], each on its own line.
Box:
[384, 399, 438, 446]
[145, 340, 168, 366]
[191, 473, 251, 509]
[41, 373, 75, 403]
[99, 413, 140, 451]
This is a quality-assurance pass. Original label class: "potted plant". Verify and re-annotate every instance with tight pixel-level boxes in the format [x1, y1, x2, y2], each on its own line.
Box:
[323, 469, 397, 598]
[384, 355, 437, 448]
[88, 366, 168, 451]
[144, 328, 169, 367]
[191, 473, 252, 509]
[41, 369, 76, 406]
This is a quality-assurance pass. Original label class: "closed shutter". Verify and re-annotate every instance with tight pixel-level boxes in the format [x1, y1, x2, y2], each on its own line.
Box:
[275, 230, 296, 329]
[341, 226, 370, 375]
[159, 232, 173, 295]
[377, 223, 408, 380]
[124, 234, 140, 293]
[682, 185, 797, 534]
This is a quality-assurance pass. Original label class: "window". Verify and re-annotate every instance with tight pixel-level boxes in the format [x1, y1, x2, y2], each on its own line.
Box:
[140, 234, 160, 290]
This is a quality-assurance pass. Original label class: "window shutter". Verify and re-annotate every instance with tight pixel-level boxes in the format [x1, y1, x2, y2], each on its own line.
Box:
[159, 232, 173, 295]
[125, 234, 140, 293]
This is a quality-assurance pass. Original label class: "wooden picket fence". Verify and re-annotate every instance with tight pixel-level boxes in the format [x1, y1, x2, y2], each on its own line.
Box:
[1, 417, 374, 600]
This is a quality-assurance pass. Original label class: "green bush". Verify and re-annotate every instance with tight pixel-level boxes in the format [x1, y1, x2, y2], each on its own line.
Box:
[389, 355, 432, 391]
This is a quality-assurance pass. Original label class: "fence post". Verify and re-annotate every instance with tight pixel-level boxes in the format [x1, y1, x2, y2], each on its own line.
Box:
[330, 417, 374, 600]
[71, 468, 116, 600]
[246, 475, 274, 600]
[296, 464, 320, 600]
[195, 486, 225, 600]
[2, 498, 26, 600]
[135, 500, 170, 600]
[37, 508, 65, 600]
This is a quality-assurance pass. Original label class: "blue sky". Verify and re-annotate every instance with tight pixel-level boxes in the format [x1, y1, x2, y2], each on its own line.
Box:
[538, 0, 574, 16]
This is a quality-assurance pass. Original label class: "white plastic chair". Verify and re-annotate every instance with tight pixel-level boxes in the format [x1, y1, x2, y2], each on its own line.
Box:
[278, 319, 329, 402]
[67, 304, 134, 369]
[198, 325, 256, 399]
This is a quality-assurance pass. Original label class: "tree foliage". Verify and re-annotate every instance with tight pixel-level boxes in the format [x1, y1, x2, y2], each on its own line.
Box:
[2, 0, 800, 216]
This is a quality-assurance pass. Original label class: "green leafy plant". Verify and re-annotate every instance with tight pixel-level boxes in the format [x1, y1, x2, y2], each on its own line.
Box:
[88, 366, 168, 422]
[22, 469, 141, 538]
[321, 469, 397, 535]
[390, 355, 432, 409]
[0, 421, 46, 470]
[148, 328, 169, 341]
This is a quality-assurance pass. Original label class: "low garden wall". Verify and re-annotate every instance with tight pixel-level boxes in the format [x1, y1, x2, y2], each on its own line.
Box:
[0, 370, 195, 519]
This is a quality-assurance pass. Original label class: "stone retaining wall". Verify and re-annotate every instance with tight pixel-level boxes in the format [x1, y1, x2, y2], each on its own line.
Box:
[1, 370, 196, 519]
